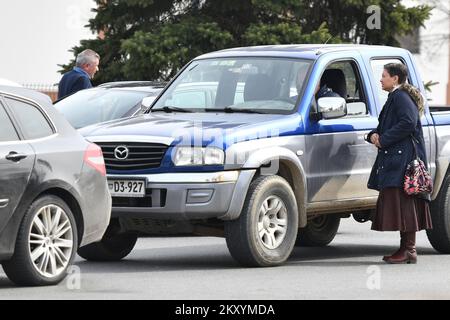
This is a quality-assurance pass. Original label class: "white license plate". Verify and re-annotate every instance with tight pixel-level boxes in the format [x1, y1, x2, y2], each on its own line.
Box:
[108, 180, 146, 197]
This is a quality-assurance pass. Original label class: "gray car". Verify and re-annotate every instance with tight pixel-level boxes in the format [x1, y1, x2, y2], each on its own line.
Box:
[0, 86, 111, 286]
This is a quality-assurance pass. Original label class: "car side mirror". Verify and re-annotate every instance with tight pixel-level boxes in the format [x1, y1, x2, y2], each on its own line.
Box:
[317, 97, 347, 120]
[140, 96, 156, 113]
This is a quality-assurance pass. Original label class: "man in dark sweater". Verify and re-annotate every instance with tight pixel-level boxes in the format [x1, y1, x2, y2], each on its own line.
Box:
[58, 49, 100, 99]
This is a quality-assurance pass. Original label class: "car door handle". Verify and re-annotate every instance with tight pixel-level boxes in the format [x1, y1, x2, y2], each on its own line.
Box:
[0, 199, 9, 208]
[5, 152, 27, 162]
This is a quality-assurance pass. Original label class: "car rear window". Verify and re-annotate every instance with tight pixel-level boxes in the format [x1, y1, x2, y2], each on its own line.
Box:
[0, 103, 19, 142]
[5, 97, 54, 140]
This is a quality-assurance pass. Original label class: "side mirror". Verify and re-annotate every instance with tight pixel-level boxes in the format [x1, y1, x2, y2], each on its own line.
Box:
[140, 96, 156, 113]
[317, 97, 347, 119]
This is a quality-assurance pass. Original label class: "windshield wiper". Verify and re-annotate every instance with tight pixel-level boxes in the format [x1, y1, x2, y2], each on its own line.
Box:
[204, 107, 267, 114]
[150, 106, 192, 113]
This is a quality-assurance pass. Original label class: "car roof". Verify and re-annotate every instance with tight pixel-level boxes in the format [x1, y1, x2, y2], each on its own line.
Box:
[0, 85, 53, 107]
[195, 44, 409, 60]
[98, 81, 167, 91]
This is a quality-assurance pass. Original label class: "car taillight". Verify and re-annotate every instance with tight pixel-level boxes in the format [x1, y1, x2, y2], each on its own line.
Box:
[84, 143, 106, 176]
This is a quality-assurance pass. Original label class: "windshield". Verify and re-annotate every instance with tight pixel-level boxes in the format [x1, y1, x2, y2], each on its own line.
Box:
[55, 89, 151, 129]
[152, 58, 312, 114]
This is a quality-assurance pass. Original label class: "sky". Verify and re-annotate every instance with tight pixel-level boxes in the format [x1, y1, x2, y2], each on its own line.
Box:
[0, 0, 96, 86]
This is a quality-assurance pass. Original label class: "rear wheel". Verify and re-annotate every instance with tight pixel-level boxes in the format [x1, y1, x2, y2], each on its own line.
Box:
[296, 214, 340, 247]
[224, 175, 298, 267]
[78, 220, 137, 261]
[2, 195, 78, 286]
[427, 174, 450, 253]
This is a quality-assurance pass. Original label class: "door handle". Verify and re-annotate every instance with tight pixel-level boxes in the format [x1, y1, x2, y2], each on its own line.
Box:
[5, 152, 27, 162]
[0, 199, 9, 208]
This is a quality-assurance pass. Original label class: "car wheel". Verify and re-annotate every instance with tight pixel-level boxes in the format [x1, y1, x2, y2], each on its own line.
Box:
[2, 195, 78, 286]
[224, 175, 298, 267]
[295, 214, 340, 247]
[427, 174, 450, 253]
[77, 220, 137, 261]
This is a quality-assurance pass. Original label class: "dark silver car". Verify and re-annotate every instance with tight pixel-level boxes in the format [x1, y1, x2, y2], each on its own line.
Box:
[0, 86, 111, 286]
[54, 81, 166, 130]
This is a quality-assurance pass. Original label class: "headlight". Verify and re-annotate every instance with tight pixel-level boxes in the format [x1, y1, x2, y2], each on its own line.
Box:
[173, 147, 224, 166]
[204, 147, 225, 165]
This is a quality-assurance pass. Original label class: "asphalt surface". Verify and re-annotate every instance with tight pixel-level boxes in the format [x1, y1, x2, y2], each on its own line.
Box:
[1, 218, 449, 300]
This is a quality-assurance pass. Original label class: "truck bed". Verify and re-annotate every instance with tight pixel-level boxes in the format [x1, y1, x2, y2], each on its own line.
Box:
[430, 106, 450, 126]
[430, 105, 450, 112]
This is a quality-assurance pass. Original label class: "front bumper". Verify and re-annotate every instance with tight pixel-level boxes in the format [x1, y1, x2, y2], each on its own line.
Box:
[109, 170, 256, 220]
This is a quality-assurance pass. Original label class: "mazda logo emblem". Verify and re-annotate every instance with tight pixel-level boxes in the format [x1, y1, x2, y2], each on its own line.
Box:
[114, 146, 129, 160]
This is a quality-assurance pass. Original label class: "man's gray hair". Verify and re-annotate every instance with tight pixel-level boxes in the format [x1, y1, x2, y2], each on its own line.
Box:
[75, 49, 100, 67]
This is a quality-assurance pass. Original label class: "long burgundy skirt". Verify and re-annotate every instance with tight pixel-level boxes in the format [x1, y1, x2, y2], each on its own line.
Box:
[371, 187, 433, 232]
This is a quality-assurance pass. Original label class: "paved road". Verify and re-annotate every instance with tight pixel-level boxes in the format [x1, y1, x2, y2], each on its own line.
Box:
[1, 218, 449, 300]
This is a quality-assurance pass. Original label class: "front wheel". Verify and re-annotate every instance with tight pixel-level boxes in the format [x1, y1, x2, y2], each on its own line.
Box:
[77, 220, 137, 261]
[224, 175, 298, 267]
[2, 195, 78, 286]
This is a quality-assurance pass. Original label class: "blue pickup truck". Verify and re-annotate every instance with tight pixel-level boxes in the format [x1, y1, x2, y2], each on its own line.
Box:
[79, 44, 450, 267]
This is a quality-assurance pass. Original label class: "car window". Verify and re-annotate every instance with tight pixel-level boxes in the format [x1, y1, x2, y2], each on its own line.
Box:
[5, 97, 53, 140]
[55, 89, 150, 129]
[370, 58, 405, 108]
[153, 58, 313, 114]
[166, 90, 208, 108]
[233, 82, 245, 104]
[0, 103, 19, 142]
[320, 60, 369, 117]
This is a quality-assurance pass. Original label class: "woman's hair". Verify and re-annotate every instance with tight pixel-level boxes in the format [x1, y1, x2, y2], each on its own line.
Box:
[384, 63, 408, 84]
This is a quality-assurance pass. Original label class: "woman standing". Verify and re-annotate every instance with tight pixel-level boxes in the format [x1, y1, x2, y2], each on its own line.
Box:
[366, 63, 433, 264]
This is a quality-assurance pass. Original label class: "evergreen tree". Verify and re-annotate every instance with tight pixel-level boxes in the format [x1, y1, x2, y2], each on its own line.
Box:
[60, 0, 431, 83]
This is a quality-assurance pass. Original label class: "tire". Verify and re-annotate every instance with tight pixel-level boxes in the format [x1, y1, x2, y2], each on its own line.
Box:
[296, 214, 340, 247]
[2, 195, 78, 286]
[427, 174, 450, 253]
[77, 220, 137, 261]
[224, 175, 298, 267]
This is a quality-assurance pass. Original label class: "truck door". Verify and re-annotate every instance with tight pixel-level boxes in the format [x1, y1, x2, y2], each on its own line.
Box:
[304, 58, 379, 202]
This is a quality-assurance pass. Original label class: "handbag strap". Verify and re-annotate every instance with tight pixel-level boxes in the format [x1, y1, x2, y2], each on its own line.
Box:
[410, 134, 420, 159]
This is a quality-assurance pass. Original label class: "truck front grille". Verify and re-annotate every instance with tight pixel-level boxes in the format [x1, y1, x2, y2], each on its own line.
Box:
[95, 142, 168, 171]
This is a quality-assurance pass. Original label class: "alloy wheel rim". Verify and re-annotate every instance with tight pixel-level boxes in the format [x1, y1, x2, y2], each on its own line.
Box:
[257, 195, 288, 250]
[28, 204, 73, 278]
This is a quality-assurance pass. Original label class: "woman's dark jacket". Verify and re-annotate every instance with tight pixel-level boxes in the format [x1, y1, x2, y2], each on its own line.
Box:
[366, 87, 427, 193]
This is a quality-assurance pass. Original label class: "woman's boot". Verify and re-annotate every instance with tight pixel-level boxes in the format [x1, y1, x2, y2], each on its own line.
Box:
[384, 232, 417, 264]
[382, 231, 405, 261]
